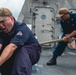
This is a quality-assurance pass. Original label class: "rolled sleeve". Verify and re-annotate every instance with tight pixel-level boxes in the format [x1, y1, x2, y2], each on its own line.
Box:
[10, 27, 30, 46]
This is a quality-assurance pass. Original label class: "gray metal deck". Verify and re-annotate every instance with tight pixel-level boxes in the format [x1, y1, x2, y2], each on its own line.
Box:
[0, 48, 76, 75]
[32, 48, 76, 75]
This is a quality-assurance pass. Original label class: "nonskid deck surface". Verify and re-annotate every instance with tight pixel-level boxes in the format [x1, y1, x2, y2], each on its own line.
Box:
[0, 48, 76, 75]
[32, 48, 76, 75]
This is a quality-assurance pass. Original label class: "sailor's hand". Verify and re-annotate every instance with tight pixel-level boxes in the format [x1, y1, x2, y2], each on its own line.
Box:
[62, 36, 69, 42]
[62, 34, 70, 42]
[70, 43, 76, 49]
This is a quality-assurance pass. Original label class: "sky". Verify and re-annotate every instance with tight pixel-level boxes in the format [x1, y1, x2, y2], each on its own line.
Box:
[0, 0, 25, 20]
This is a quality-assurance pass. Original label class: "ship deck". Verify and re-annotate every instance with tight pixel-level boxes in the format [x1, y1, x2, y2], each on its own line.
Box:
[32, 47, 76, 75]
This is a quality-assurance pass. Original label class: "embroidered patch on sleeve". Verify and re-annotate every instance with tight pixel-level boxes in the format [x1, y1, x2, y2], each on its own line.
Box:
[16, 31, 23, 36]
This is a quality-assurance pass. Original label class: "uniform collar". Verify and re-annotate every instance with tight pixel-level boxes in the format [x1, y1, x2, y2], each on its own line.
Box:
[61, 13, 74, 22]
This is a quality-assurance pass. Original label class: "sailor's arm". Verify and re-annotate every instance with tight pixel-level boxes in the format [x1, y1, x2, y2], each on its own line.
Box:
[67, 30, 76, 38]
[0, 43, 17, 66]
[62, 30, 76, 42]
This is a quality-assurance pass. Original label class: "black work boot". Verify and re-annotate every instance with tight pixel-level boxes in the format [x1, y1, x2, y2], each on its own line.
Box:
[47, 55, 57, 66]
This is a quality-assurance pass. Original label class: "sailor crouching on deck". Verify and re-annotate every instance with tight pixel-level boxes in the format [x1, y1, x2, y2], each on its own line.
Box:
[0, 7, 41, 75]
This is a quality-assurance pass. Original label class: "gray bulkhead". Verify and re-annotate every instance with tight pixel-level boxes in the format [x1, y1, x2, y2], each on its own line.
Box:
[18, 0, 76, 49]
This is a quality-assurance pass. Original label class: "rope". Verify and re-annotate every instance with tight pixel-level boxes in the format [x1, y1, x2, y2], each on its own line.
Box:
[40, 38, 76, 45]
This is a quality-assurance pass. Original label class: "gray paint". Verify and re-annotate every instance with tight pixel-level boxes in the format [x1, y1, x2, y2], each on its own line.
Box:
[18, 0, 76, 48]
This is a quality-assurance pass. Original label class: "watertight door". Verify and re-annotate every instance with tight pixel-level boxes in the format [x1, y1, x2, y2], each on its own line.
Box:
[33, 7, 55, 46]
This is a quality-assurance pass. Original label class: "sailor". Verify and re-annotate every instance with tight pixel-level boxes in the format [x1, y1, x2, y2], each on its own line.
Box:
[47, 7, 76, 65]
[0, 7, 42, 75]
